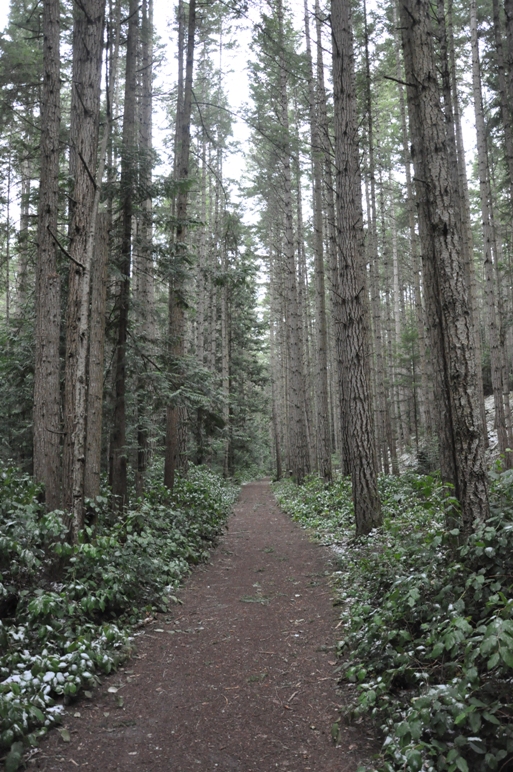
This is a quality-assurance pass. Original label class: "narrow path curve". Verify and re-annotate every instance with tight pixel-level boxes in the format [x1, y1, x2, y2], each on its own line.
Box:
[36, 480, 378, 771]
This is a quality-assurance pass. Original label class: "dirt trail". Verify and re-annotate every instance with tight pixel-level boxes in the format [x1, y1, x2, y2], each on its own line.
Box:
[35, 480, 378, 771]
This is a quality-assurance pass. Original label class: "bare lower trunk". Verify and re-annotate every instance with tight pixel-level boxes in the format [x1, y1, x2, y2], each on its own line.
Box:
[134, 0, 154, 497]
[331, 0, 381, 534]
[305, 0, 331, 481]
[164, 0, 196, 490]
[221, 237, 230, 478]
[269, 285, 283, 479]
[278, 0, 309, 483]
[446, 0, 486, 442]
[367, 175, 388, 473]
[470, 0, 510, 464]
[400, 0, 489, 534]
[110, 0, 138, 511]
[33, 0, 61, 512]
[84, 213, 109, 501]
[393, 3, 432, 437]
[315, 0, 350, 475]
[63, 0, 106, 539]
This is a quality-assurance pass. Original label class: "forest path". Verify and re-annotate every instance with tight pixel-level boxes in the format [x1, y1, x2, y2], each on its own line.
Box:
[36, 480, 378, 771]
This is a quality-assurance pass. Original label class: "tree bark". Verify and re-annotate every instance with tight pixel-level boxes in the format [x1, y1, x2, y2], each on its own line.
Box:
[269, 255, 283, 480]
[315, 0, 350, 475]
[134, 0, 155, 497]
[109, 0, 138, 512]
[446, 0, 487, 442]
[470, 0, 510, 465]
[331, 0, 381, 535]
[305, 0, 332, 481]
[393, 3, 432, 438]
[33, 0, 61, 512]
[84, 213, 109, 501]
[221, 263, 230, 479]
[294, 140, 315, 474]
[277, 0, 309, 484]
[400, 0, 489, 534]
[63, 0, 106, 538]
[164, 0, 196, 491]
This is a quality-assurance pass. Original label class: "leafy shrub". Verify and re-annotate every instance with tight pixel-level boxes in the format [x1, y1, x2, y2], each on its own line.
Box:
[0, 463, 236, 757]
[274, 472, 513, 772]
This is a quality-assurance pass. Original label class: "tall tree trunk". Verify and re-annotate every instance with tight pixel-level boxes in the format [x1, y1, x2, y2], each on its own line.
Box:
[84, 213, 109, 501]
[109, 0, 138, 511]
[164, 0, 196, 490]
[400, 0, 489, 534]
[4, 155, 11, 324]
[315, 0, 350, 475]
[387, 195, 402, 475]
[305, 0, 331, 481]
[470, 0, 511, 465]
[63, 0, 106, 539]
[393, 3, 432, 437]
[294, 143, 315, 473]
[384, 182, 400, 473]
[269, 260, 283, 480]
[134, 0, 154, 497]
[33, 0, 61, 512]
[196, 136, 207, 367]
[331, 0, 381, 534]
[365, 174, 387, 472]
[439, 0, 488, 450]
[398, 0, 458, 488]
[277, 0, 309, 483]
[221, 247, 230, 478]
[445, 0, 487, 444]
[362, 2, 388, 472]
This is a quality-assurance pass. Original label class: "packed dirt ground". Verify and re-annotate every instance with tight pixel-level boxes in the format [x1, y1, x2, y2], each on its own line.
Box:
[32, 480, 379, 771]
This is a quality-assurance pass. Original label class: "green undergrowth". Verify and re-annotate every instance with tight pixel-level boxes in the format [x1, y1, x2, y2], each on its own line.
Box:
[274, 471, 513, 772]
[0, 464, 236, 766]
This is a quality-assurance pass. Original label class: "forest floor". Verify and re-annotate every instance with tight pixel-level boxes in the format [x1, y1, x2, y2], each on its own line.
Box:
[31, 480, 379, 771]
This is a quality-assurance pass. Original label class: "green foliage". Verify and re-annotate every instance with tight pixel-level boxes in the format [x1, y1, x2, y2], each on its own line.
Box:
[274, 473, 354, 539]
[0, 321, 34, 467]
[0, 464, 236, 757]
[274, 472, 513, 771]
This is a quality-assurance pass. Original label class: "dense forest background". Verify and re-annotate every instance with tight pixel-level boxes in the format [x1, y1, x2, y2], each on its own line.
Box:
[1, 0, 513, 536]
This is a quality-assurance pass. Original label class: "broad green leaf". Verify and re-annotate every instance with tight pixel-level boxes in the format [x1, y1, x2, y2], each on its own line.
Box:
[480, 636, 497, 656]
[468, 712, 481, 733]
[501, 648, 513, 669]
[29, 706, 45, 723]
[396, 721, 410, 738]
[405, 748, 422, 771]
